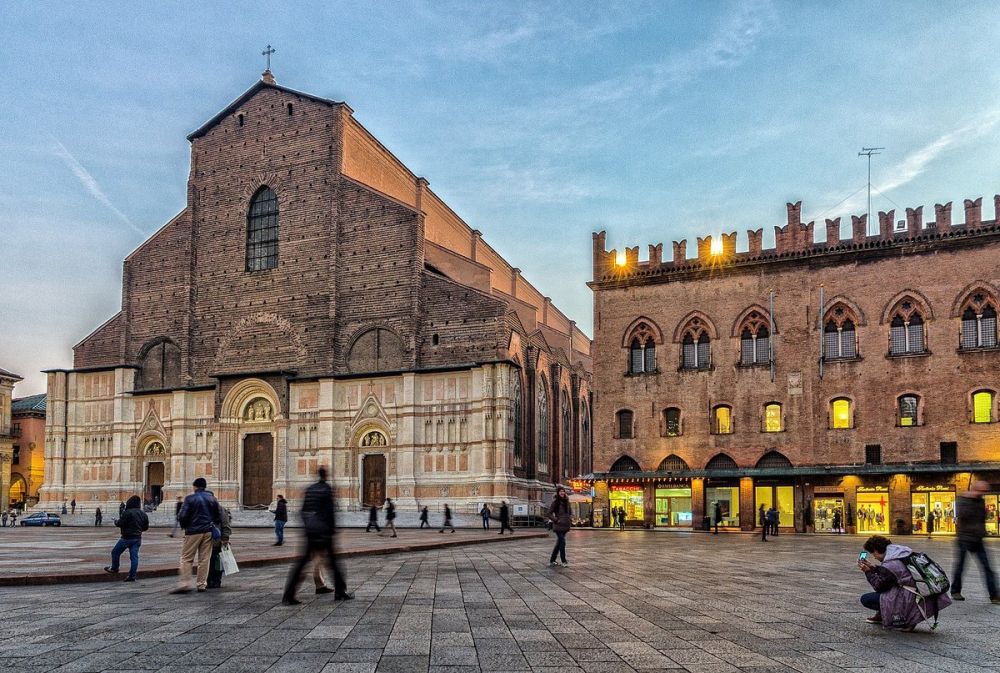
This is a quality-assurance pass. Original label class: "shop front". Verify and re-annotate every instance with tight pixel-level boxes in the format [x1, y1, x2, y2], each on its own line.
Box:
[813, 496, 845, 533]
[655, 484, 692, 527]
[705, 482, 741, 529]
[911, 485, 956, 536]
[609, 484, 644, 525]
[856, 487, 890, 534]
[987, 494, 1000, 536]
[754, 482, 795, 530]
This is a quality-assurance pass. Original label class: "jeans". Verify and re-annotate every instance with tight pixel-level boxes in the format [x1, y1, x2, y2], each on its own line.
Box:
[275, 520, 286, 544]
[549, 530, 567, 563]
[110, 537, 142, 578]
[860, 591, 881, 611]
[482, 516, 490, 530]
[952, 539, 999, 598]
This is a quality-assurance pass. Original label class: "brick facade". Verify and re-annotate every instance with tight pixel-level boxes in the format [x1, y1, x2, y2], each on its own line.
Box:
[591, 197, 1000, 535]
[40, 73, 591, 515]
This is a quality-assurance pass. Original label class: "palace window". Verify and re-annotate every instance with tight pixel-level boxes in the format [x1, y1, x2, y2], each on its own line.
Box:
[537, 377, 549, 467]
[616, 409, 634, 439]
[973, 390, 994, 424]
[738, 311, 772, 366]
[831, 398, 852, 429]
[960, 292, 998, 350]
[888, 300, 926, 355]
[824, 302, 859, 360]
[625, 321, 658, 375]
[764, 403, 782, 432]
[898, 394, 920, 427]
[662, 407, 682, 437]
[246, 186, 279, 271]
[712, 405, 733, 434]
[682, 332, 711, 369]
[865, 444, 882, 465]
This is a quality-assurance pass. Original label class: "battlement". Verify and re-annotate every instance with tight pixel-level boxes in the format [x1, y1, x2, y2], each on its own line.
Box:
[593, 193, 1000, 282]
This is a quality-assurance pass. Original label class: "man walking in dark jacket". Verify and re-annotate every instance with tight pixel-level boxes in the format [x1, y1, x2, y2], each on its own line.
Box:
[498, 501, 513, 535]
[282, 466, 352, 604]
[951, 480, 1000, 603]
[273, 495, 288, 546]
[104, 495, 149, 581]
[171, 478, 221, 594]
[366, 504, 382, 533]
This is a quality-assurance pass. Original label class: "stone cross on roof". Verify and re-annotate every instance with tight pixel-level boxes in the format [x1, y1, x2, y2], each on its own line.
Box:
[261, 44, 276, 84]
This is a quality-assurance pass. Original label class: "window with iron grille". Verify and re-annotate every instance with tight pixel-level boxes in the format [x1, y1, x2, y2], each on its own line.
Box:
[696, 334, 711, 368]
[511, 374, 522, 466]
[663, 408, 681, 437]
[824, 319, 857, 359]
[888, 300, 926, 355]
[738, 311, 771, 366]
[616, 409, 634, 439]
[864, 444, 881, 465]
[940, 442, 957, 465]
[630, 339, 643, 374]
[961, 303, 998, 349]
[898, 395, 919, 426]
[536, 378, 549, 465]
[643, 342, 656, 372]
[682, 334, 697, 368]
[246, 187, 279, 271]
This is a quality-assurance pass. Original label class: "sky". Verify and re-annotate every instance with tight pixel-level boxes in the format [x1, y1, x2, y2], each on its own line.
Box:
[2, 1, 1000, 396]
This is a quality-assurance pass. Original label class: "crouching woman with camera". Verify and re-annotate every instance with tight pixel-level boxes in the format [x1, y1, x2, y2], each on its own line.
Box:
[858, 535, 951, 631]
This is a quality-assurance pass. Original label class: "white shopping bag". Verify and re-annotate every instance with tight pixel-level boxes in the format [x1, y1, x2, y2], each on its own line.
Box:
[220, 543, 239, 575]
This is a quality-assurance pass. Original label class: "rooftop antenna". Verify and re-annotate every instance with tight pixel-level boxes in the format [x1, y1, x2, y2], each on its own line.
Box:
[858, 147, 884, 235]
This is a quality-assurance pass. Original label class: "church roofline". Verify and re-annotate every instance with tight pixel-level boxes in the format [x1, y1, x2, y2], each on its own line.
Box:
[186, 78, 349, 141]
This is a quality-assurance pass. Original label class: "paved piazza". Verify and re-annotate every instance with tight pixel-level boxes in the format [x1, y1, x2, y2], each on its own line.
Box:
[2, 531, 1000, 673]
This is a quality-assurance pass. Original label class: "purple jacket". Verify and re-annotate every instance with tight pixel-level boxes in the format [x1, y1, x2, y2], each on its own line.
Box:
[866, 544, 952, 628]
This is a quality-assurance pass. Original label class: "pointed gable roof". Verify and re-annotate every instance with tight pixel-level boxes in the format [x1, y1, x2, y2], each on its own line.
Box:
[187, 78, 349, 141]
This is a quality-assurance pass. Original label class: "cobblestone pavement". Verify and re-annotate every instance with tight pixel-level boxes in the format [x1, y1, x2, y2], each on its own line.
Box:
[0, 526, 543, 583]
[2, 531, 1000, 673]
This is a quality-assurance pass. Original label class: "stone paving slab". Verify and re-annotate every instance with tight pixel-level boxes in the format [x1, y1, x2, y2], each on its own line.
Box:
[2, 532, 1000, 672]
[0, 526, 544, 585]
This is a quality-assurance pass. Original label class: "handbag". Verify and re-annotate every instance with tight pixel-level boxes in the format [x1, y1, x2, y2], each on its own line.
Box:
[220, 543, 239, 575]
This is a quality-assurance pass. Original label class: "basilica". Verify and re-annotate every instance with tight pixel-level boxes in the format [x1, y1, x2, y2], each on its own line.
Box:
[39, 70, 592, 515]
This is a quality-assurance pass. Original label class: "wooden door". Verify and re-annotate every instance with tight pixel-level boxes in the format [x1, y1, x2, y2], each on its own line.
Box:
[242, 433, 274, 507]
[146, 462, 165, 505]
[362, 454, 386, 507]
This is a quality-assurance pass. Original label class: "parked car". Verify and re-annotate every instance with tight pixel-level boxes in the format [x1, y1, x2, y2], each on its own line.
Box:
[19, 512, 61, 527]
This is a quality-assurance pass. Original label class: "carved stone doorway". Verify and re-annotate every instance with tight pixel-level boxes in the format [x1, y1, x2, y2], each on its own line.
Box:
[146, 462, 165, 505]
[242, 433, 274, 507]
[362, 454, 386, 507]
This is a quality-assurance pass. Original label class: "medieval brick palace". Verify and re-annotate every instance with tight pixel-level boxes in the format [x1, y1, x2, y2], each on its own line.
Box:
[38, 69, 592, 514]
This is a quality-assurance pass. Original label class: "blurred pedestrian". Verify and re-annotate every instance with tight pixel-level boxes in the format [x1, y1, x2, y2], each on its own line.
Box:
[498, 501, 513, 535]
[767, 506, 779, 536]
[419, 506, 430, 529]
[547, 487, 571, 568]
[759, 504, 767, 542]
[95, 507, 103, 527]
[439, 504, 455, 533]
[169, 496, 183, 538]
[119, 501, 126, 517]
[1, 510, 7, 527]
[170, 477, 222, 594]
[273, 494, 288, 546]
[206, 504, 232, 589]
[951, 480, 1000, 603]
[712, 501, 721, 534]
[385, 498, 397, 538]
[104, 495, 149, 582]
[480, 503, 491, 530]
[62, 500, 68, 515]
[366, 504, 381, 533]
[282, 466, 352, 604]
[71, 498, 77, 515]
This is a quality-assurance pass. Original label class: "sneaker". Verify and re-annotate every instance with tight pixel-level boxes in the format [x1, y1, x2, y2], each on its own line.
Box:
[391, 534, 397, 538]
[549, 561, 558, 567]
[315, 586, 334, 595]
[123, 576, 136, 583]
[334, 592, 355, 601]
[951, 592, 965, 601]
[281, 597, 302, 606]
[560, 562, 569, 568]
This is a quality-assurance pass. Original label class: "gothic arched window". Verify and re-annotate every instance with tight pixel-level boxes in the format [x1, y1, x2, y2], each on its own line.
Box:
[246, 186, 279, 271]
[580, 405, 591, 473]
[625, 321, 658, 374]
[682, 329, 711, 369]
[510, 373, 523, 467]
[560, 391, 572, 477]
[738, 311, 771, 366]
[537, 376, 549, 467]
[824, 303, 859, 360]
[960, 292, 998, 350]
[888, 299, 926, 355]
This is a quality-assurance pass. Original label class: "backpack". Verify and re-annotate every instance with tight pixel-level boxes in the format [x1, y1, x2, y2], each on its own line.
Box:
[902, 552, 950, 628]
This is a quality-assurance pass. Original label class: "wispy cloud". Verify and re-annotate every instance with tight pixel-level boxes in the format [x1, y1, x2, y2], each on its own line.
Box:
[51, 137, 144, 236]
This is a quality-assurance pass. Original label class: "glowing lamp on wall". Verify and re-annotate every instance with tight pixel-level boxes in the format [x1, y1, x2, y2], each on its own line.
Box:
[615, 251, 627, 267]
[710, 237, 723, 256]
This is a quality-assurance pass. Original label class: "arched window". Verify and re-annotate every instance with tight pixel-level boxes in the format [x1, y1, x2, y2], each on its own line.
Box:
[580, 405, 591, 473]
[738, 311, 771, 366]
[898, 394, 920, 427]
[644, 341, 656, 373]
[510, 373, 523, 466]
[712, 405, 733, 434]
[888, 300, 926, 355]
[755, 451, 792, 469]
[830, 398, 852, 429]
[610, 455, 641, 472]
[138, 339, 181, 390]
[960, 292, 998, 350]
[629, 338, 643, 374]
[658, 454, 689, 471]
[763, 403, 782, 432]
[616, 409, 634, 439]
[973, 390, 994, 424]
[682, 332, 711, 369]
[561, 391, 571, 477]
[705, 453, 738, 470]
[537, 377, 549, 467]
[246, 186, 279, 271]
[824, 303, 859, 360]
[662, 407, 681, 437]
[625, 321, 658, 374]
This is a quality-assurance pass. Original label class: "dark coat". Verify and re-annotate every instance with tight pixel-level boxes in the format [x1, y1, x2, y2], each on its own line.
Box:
[548, 495, 572, 533]
[386, 501, 396, 521]
[178, 489, 222, 535]
[274, 499, 288, 522]
[499, 503, 510, 523]
[302, 479, 336, 538]
[956, 495, 987, 543]
[116, 496, 149, 539]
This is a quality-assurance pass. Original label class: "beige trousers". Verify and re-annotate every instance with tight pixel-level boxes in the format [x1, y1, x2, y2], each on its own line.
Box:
[178, 532, 214, 590]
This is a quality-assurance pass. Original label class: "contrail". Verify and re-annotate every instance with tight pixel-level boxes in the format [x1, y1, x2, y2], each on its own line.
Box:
[51, 137, 145, 237]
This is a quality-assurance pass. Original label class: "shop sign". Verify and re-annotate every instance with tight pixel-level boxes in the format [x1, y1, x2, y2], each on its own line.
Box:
[914, 485, 954, 492]
[813, 486, 844, 494]
[610, 484, 642, 492]
[857, 486, 888, 492]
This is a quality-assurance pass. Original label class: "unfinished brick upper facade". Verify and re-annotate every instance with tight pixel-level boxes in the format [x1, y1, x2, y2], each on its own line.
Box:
[40, 73, 591, 514]
[590, 196, 1000, 535]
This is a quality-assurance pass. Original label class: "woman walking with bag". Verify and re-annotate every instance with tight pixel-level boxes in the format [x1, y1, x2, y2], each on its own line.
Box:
[547, 487, 572, 568]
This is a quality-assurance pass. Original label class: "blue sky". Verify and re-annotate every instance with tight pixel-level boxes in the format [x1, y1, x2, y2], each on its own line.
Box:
[3, 1, 1000, 395]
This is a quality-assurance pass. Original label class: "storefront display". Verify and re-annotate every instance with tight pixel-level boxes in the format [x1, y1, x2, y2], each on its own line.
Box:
[706, 486, 740, 528]
[856, 488, 889, 534]
[755, 485, 794, 529]
[813, 496, 845, 533]
[911, 487, 956, 535]
[987, 494, 999, 537]
[655, 487, 692, 527]
[609, 485, 643, 522]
